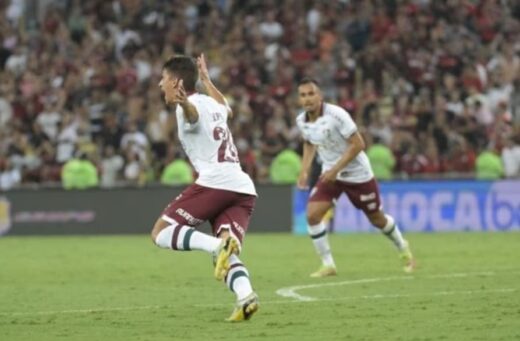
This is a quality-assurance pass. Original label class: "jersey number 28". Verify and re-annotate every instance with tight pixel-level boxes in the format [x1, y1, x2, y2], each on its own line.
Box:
[213, 126, 239, 163]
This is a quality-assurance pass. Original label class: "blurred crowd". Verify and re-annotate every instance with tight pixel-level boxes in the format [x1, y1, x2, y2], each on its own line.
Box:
[0, 0, 520, 190]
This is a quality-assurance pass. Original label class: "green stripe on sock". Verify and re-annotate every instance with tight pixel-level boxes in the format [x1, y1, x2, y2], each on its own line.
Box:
[311, 230, 327, 239]
[229, 270, 248, 292]
[183, 228, 195, 250]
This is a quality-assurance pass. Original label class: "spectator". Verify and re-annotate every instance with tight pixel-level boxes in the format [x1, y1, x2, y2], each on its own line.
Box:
[120, 122, 149, 164]
[366, 137, 395, 180]
[475, 147, 504, 180]
[1, 0, 519, 185]
[100, 145, 124, 188]
[260, 120, 285, 175]
[0, 159, 21, 190]
[269, 149, 301, 184]
[160, 159, 194, 186]
[55, 113, 78, 163]
[502, 137, 520, 178]
[443, 139, 476, 174]
[0, 90, 13, 128]
[61, 153, 99, 190]
[123, 150, 147, 186]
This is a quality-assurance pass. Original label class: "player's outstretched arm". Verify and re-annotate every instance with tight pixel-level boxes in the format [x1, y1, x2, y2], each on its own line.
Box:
[197, 54, 233, 119]
[297, 141, 317, 189]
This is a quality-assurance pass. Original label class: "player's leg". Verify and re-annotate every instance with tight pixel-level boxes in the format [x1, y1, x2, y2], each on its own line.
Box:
[151, 216, 222, 253]
[211, 195, 259, 322]
[150, 184, 225, 254]
[308, 157, 336, 227]
[343, 179, 415, 272]
[307, 180, 342, 277]
[364, 210, 406, 249]
[365, 210, 415, 273]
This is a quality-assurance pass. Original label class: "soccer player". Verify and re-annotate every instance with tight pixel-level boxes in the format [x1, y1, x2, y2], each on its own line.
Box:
[295, 78, 415, 278]
[150, 54, 258, 321]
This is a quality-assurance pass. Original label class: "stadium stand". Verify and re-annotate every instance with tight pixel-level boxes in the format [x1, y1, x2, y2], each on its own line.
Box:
[0, 0, 519, 190]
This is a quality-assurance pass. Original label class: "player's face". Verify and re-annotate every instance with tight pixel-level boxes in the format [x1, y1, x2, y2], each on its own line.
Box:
[298, 83, 322, 113]
[159, 70, 177, 105]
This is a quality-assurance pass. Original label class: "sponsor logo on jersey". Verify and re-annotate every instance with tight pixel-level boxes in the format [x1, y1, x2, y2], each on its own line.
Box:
[176, 208, 203, 225]
[360, 193, 376, 202]
[233, 221, 245, 238]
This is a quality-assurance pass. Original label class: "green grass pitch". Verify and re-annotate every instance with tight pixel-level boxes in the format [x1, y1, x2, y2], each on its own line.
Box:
[1, 232, 519, 340]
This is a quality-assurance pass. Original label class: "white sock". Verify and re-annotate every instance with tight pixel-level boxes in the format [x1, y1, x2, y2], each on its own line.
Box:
[155, 224, 221, 253]
[381, 214, 407, 251]
[225, 254, 253, 301]
[308, 221, 336, 268]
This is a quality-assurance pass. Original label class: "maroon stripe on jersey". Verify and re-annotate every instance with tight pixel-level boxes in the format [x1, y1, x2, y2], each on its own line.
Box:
[224, 263, 244, 282]
[171, 226, 181, 250]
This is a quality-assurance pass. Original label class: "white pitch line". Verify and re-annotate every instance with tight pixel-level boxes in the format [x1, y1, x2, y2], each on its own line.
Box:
[0, 288, 516, 316]
[275, 276, 414, 301]
[194, 287, 517, 307]
[275, 271, 498, 302]
[270, 287, 517, 305]
[1, 271, 517, 317]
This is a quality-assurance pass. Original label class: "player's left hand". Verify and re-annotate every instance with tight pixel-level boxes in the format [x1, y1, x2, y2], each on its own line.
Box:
[320, 169, 338, 184]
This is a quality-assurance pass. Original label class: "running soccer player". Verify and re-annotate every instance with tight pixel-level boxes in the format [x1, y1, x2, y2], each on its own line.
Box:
[295, 78, 415, 277]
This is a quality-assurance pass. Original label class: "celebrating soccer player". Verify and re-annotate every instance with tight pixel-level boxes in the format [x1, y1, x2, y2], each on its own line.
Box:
[151, 54, 258, 321]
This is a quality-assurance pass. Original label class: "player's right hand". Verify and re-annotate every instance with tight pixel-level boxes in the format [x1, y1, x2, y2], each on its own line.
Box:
[197, 54, 210, 82]
[297, 172, 309, 190]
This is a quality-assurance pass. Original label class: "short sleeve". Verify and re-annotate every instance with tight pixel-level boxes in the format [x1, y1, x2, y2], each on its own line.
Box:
[295, 113, 308, 141]
[336, 109, 357, 138]
[221, 98, 232, 118]
[204, 96, 229, 120]
[295, 113, 305, 132]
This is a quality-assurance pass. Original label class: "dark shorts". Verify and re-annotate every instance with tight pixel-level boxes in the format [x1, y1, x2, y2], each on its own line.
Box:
[161, 184, 256, 243]
[309, 178, 382, 214]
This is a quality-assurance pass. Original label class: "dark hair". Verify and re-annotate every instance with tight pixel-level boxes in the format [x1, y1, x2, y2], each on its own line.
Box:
[163, 55, 198, 92]
[298, 77, 320, 87]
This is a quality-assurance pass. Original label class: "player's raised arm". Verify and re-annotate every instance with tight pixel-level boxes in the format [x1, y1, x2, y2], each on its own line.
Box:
[197, 54, 233, 119]
[297, 140, 317, 189]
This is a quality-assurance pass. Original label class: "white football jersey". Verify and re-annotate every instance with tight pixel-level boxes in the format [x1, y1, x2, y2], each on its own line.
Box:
[176, 94, 256, 196]
[296, 102, 374, 183]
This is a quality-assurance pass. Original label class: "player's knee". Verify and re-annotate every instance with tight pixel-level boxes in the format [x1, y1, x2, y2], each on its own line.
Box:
[367, 211, 386, 229]
[150, 228, 159, 244]
[307, 211, 323, 225]
[150, 219, 167, 245]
